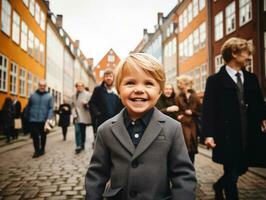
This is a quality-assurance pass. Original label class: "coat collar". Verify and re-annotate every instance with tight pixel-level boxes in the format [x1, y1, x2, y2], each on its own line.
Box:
[110, 108, 164, 159]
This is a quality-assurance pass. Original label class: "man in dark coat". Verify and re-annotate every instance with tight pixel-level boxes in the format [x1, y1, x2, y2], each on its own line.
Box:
[202, 37, 266, 200]
[12, 95, 21, 139]
[89, 68, 123, 137]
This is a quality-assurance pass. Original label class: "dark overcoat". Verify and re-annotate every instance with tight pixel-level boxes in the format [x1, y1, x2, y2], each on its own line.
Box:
[156, 93, 178, 120]
[202, 66, 266, 167]
[85, 108, 196, 200]
[58, 103, 71, 127]
[89, 82, 123, 133]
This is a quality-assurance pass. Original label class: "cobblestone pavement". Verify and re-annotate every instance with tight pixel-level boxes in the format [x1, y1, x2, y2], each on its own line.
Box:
[0, 126, 266, 200]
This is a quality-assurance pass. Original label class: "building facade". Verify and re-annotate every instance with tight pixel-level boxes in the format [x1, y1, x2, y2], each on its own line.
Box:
[0, 0, 48, 108]
[93, 49, 120, 84]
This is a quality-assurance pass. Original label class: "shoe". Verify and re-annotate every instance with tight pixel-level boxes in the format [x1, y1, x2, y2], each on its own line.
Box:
[32, 153, 40, 158]
[81, 145, 85, 150]
[39, 150, 45, 156]
[213, 182, 225, 200]
[75, 148, 82, 154]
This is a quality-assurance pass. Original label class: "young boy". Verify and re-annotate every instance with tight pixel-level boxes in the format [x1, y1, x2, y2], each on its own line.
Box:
[85, 53, 196, 200]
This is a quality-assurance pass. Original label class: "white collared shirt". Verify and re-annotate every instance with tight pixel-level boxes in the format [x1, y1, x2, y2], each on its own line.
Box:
[225, 65, 244, 84]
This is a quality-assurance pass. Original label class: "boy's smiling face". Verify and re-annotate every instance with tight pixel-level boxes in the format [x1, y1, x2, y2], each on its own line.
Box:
[118, 66, 161, 120]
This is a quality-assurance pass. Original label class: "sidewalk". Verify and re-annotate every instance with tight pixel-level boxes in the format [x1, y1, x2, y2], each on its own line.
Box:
[199, 144, 266, 179]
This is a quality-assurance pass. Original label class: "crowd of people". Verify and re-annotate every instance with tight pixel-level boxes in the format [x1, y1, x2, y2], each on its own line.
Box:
[0, 37, 266, 199]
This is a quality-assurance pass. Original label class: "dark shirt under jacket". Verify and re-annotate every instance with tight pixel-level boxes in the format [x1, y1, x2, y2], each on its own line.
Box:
[123, 108, 154, 147]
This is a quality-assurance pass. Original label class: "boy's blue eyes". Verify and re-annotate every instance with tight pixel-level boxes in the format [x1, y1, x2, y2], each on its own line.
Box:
[124, 81, 154, 86]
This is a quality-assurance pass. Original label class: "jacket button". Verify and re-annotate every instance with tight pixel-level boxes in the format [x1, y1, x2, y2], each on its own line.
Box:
[129, 190, 138, 197]
[131, 161, 139, 168]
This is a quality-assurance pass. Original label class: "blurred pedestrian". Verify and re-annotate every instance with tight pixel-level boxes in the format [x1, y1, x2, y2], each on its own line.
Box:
[12, 95, 21, 139]
[156, 83, 179, 119]
[58, 98, 71, 141]
[202, 37, 266, 200]
[1, 97, 15, 143]
[72, 81, 91, 154]
[176, 75, 201, 164]
[26, 80, 54, 158]
[85, 53, 196, 200]
[89, 68, 123, 142]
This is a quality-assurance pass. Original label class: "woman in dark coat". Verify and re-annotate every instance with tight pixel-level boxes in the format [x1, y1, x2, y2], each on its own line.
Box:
[1, 97, 15, 143]
[58, 98, 71, 140]
[176, 75, 201, 163]
[156, 83, 179, 119]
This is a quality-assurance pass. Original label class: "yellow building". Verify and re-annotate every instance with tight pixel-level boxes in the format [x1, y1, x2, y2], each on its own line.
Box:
[0, 0, 48, 109]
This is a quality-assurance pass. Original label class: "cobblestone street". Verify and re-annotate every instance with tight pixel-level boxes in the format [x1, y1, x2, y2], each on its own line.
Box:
[0, 127, 266, 200]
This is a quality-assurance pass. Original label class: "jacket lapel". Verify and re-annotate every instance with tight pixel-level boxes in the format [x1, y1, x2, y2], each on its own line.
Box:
[111, 110, 135, 155]
[219, 65, 237, 89]
[132, 109, 163, 160]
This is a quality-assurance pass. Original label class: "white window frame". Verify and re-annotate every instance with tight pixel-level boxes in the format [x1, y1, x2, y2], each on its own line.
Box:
[35, 3, 40, 24]
[193, 0, 199, 18]
[0, 54, 8, 92]
[183, 9, 188, 29]
[34, 37, 40, 61]
[239, 0, 252, 26]
[226, 1, 236, 35]
[23, 0, 29, 7]
[201, 63, 207, 91]
[1, 0, 11, 36]
[28, 30, 34, 56]
[12, 10, 20, 44]
[215, 54, 224, 73]
[19, 68, 27, 97]
[188, 3, 193, 23]
[193, 28, 199, 52]
[29, 0, 35, 16]
[27, 72, 33, 97]
[10, 62, 18, 94]
[107, 55, 115, 62]
[40, 43, 44, 65]
[199, 0, 205, 11]
[188, 34, 193, 57]
[199, 22, 206, 48]
[40, 11, 45, 31]
[215, 12, 223, 41]
[21, 20, 28, 51]
[179, 14, 183, 32]
[194, 67, 201, 92]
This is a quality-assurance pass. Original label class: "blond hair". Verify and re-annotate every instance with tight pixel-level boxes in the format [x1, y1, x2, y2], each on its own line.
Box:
[115, 53, 165, 93]
[176, 75, 194, 87]
[221, 37, 253, 63]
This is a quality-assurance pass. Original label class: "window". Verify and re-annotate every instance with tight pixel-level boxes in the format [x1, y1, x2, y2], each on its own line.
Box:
[239, 0, 252, 26]
[199, 22, 206, 48]
[264, 0, 266, 11]
[27, 72, 33, 97]
[33, 76, 38, 91]
[215, 54, 224, 73]
[245, 40, 253, 73]
[40, 11, 45, 31]
[193, 28, 199, 52]
[23, 0, 29, 7]
[1, 0, 11, 35]
[188, 3, 193, 23]
[28, 30, 34, 56]
[0, 54, 8, 91]
[35, 3, 40, 24]
[226, 1, 236, 34]
[34, 37, 40, 61]
[215, 12, 223, 41]
[29, 0, 35, 16]
[194, 67, 201, 91]
[183, 9, 188, 29]
[40, 43, 44, 65]
[108, 55, 115, 62]
[188, 34, 193, 56]
[21, 21, 28, 51]
[199, 0, 205, 11]
[19, 68, 26, 97]
[179, 42, 184, 61]
[179, 14, 183, 32]
[10, 62, 18, 94]
[193, 0, 199, 17]
[184, 38, 188, 58]
[12, 11, 20, 44]
[201, 63, 207, 91]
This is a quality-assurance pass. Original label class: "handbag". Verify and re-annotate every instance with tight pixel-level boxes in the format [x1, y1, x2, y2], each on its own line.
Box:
[14, 118, 22, 129]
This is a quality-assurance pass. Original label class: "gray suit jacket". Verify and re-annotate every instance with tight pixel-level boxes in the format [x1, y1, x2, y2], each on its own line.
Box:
[72, 90, 91, 124]
[85, 108, 196, 200]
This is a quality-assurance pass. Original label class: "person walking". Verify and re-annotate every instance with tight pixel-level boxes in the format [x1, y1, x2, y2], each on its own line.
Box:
[12, 95, 21, 139]
[58, 98, 71, 141]
[1, 97, 15, 143]
[89, 68, 123, 140]
[72, 81, 91, 154]
[156, 83, 179, 119]
[176, 75, 201, 164]
[26, 80, 54, 158]
[202, 37, 266, 200]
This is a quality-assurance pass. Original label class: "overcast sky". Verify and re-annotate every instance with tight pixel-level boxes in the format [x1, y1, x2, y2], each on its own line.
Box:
[49, 0, 177, 65]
